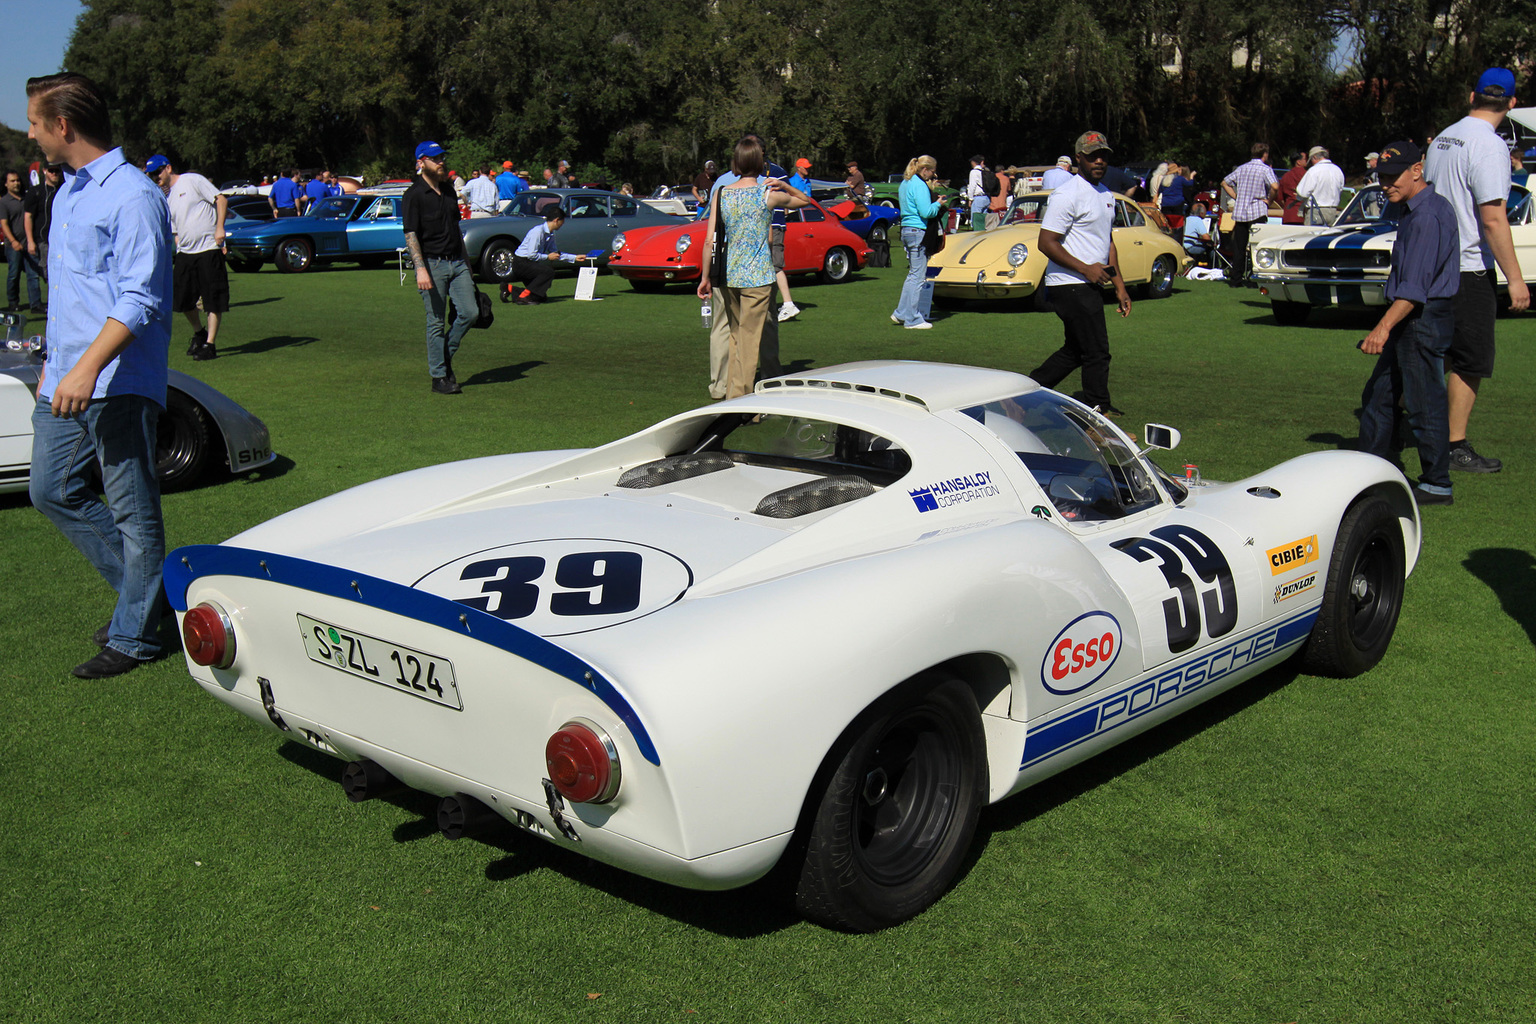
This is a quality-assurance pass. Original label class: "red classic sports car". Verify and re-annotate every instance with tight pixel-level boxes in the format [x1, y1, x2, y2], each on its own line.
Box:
[607, 200, 871, 292]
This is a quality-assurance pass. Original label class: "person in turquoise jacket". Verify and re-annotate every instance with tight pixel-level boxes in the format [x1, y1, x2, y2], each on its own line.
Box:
[892, 155, 946, 329]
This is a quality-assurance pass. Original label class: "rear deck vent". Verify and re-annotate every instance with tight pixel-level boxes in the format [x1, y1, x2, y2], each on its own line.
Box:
[755, 475, 876, 518]
[618, 452, 735, 489]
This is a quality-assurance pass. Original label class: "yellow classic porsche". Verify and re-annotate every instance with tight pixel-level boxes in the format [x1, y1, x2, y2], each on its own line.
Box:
[929, 190, 1191, 303]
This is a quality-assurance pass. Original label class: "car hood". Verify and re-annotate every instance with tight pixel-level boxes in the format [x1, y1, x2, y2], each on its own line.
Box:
[228, 216, 346, 237]
[1261, 221, 1397, 250]
[931, 226, 1039, 267]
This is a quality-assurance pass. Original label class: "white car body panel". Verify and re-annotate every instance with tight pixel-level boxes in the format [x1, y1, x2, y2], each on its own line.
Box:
[169, 361, 1420, 891]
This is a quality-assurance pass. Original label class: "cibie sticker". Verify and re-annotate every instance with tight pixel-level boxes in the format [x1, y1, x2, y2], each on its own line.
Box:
[1041, 611, 1122, 695]
[414, 539, 693, 638]
[1267, 535, 1319, 576]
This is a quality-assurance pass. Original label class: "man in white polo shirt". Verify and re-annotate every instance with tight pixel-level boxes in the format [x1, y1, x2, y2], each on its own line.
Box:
[1029, 130, 1133, 415]
[1423, 66, 1529, 474]
[1296, 146, 1345, 223]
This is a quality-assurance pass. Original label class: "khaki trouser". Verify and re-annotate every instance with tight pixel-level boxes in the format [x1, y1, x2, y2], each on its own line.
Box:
[709, 287, 780, 398]
[720, 285, 773, 399]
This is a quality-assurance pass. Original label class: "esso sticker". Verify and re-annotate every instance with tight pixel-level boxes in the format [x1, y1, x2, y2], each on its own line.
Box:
[1041, 611, 1122, 695]
[414, 538, 693, 637]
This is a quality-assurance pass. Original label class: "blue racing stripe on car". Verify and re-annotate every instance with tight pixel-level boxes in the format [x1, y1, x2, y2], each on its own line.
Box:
[164, 544, 661, 765]
[1020, 607, 1320, 770]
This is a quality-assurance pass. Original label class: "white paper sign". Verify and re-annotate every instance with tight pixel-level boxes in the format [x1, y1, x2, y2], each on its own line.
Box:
[574, 265, 600, 301]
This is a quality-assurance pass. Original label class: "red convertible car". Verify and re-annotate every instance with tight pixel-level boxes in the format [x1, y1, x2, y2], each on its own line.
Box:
[607, 200, 870, 292]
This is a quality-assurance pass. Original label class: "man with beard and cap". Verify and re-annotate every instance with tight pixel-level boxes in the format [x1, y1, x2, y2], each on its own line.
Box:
[1029, 130, 1132, 416]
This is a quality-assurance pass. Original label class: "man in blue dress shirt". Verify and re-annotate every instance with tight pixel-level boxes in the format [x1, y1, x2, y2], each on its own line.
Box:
[26, 72, 173, 677]
[1357, 141, 1462, 507]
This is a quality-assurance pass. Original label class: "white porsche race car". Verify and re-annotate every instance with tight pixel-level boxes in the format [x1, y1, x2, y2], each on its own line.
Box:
[167, 361, 1419, 930]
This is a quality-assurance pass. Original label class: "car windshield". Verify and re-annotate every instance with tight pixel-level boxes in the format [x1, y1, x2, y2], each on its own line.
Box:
[962, 390, 1162, 522]
[1004, 195, 1049, 225]
[1335, 185, 1391, 226]
[504, 192, 567, 218]
[307, 197, 356, 219]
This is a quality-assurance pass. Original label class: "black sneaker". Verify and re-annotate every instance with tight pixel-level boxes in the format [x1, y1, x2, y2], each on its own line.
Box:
[192, 342, 217, 361]
[1448, 442, 1501, 473]
[1412, 487, 1454, 507]
[186, 329, 208, 356]
[430, 377, 462, 395]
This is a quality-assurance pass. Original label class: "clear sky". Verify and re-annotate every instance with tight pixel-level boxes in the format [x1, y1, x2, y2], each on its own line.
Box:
[0, 1, 86, 132]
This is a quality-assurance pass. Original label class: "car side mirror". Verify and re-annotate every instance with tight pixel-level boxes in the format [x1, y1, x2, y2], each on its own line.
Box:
[1144, 424, 1180, 451]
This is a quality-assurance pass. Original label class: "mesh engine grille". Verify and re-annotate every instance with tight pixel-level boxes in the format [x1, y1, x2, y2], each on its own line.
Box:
[754, 475, 875, 518]
[617, 452, 734, 489]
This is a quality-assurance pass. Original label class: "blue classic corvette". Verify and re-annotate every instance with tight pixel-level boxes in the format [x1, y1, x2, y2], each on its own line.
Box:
[225, 190, 408, 273]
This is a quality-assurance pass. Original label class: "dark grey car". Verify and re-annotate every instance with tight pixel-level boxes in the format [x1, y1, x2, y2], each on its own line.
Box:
[459, 189, 689, 283]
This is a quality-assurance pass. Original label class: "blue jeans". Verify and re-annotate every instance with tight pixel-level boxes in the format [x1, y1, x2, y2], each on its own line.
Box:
[1358, 299, 1454, 492]
[421, 257, 477, 379]
[7, 246, 42, 308]
[893, 227, 928, 326]
[31, 394, 166, 658]
[970, 197, 988, 231]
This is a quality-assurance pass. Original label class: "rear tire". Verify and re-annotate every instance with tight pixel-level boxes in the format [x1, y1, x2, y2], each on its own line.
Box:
[1271, 300, 1311, 326]
[819, 247, 854, 284]
[156, 390, 214, 491]
[1299, 497, 1405, 677]
[795, 676, 986, 931]
[1143, 254, 1176, 299]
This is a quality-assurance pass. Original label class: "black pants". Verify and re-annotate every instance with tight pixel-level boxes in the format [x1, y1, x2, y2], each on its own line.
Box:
[508, 255, 557, 300]
[1229, 218, 1261, 285]
[1031, 283, 1112, 409]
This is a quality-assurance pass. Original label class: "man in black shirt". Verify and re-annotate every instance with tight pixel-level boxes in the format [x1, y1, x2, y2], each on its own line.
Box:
[24, 164, 61, 297]
[402, 140, 476, 395]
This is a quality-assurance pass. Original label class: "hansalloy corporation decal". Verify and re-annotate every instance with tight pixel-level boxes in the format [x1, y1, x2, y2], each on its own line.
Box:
[909, 470, 1000, 512]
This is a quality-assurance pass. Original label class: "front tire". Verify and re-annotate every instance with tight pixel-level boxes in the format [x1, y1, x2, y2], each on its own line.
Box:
[274, 237, 313, 273]
[795, 677, 986, 931]
[156, 390, 213, 490]
[819, 246, 854, 284]
[1299, 496, 1406, 677]
[479, 239, 517, 282]
[1271, 300, 1311, 326]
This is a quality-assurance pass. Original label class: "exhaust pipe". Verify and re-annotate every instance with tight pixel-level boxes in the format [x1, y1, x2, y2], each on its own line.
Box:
[437, 794, 502, 840]
[341, 760, 405, 803]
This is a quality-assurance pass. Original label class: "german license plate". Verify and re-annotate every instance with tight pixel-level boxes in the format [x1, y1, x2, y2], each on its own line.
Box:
[298, 614, 462, 710]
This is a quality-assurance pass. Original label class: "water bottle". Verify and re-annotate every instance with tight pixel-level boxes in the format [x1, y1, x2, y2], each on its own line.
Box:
[701, 298, 712, 330]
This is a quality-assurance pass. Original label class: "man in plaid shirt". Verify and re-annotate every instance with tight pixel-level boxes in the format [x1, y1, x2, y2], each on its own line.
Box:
[1221, 143, 1278, 287]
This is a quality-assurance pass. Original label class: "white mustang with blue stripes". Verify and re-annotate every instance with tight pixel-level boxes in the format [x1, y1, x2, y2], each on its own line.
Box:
[1251, 182, 1535, 325]
[167, 361, 1420, 931]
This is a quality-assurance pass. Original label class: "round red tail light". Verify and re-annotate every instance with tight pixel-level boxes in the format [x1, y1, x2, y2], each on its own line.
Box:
[183, 602, 235, 668]
[545, 720, 621, 804]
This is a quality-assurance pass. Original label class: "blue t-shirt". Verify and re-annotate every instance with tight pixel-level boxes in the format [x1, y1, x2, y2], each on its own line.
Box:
[271, 176, 301, 209]
[303, 178, 328, 203]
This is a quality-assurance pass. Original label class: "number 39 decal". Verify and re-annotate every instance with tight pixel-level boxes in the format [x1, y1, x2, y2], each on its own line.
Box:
[1116, 526, 1238, 654]
[414, 539, 693, 638]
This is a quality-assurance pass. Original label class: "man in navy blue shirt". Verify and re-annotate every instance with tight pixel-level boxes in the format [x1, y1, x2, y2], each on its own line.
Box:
[1357, 141, 1461, 506]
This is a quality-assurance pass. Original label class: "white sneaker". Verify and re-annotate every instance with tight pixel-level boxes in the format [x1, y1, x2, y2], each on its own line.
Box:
[890, 314, 902, 324]
[778, 301, 801, 322]
[905, 320, 932, 330]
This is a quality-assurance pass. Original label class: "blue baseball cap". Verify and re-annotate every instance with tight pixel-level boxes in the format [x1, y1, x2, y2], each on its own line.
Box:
[143, 154, 169, 174]
[415, 140, 447, 160]
[1476, 67, 1516, 98]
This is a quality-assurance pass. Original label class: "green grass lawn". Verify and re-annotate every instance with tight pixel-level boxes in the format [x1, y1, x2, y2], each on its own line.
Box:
[2, 263, 1533, 1023]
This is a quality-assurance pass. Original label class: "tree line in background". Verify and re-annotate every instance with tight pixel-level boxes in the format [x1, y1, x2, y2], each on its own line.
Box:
[8, 0, 1532, 190]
